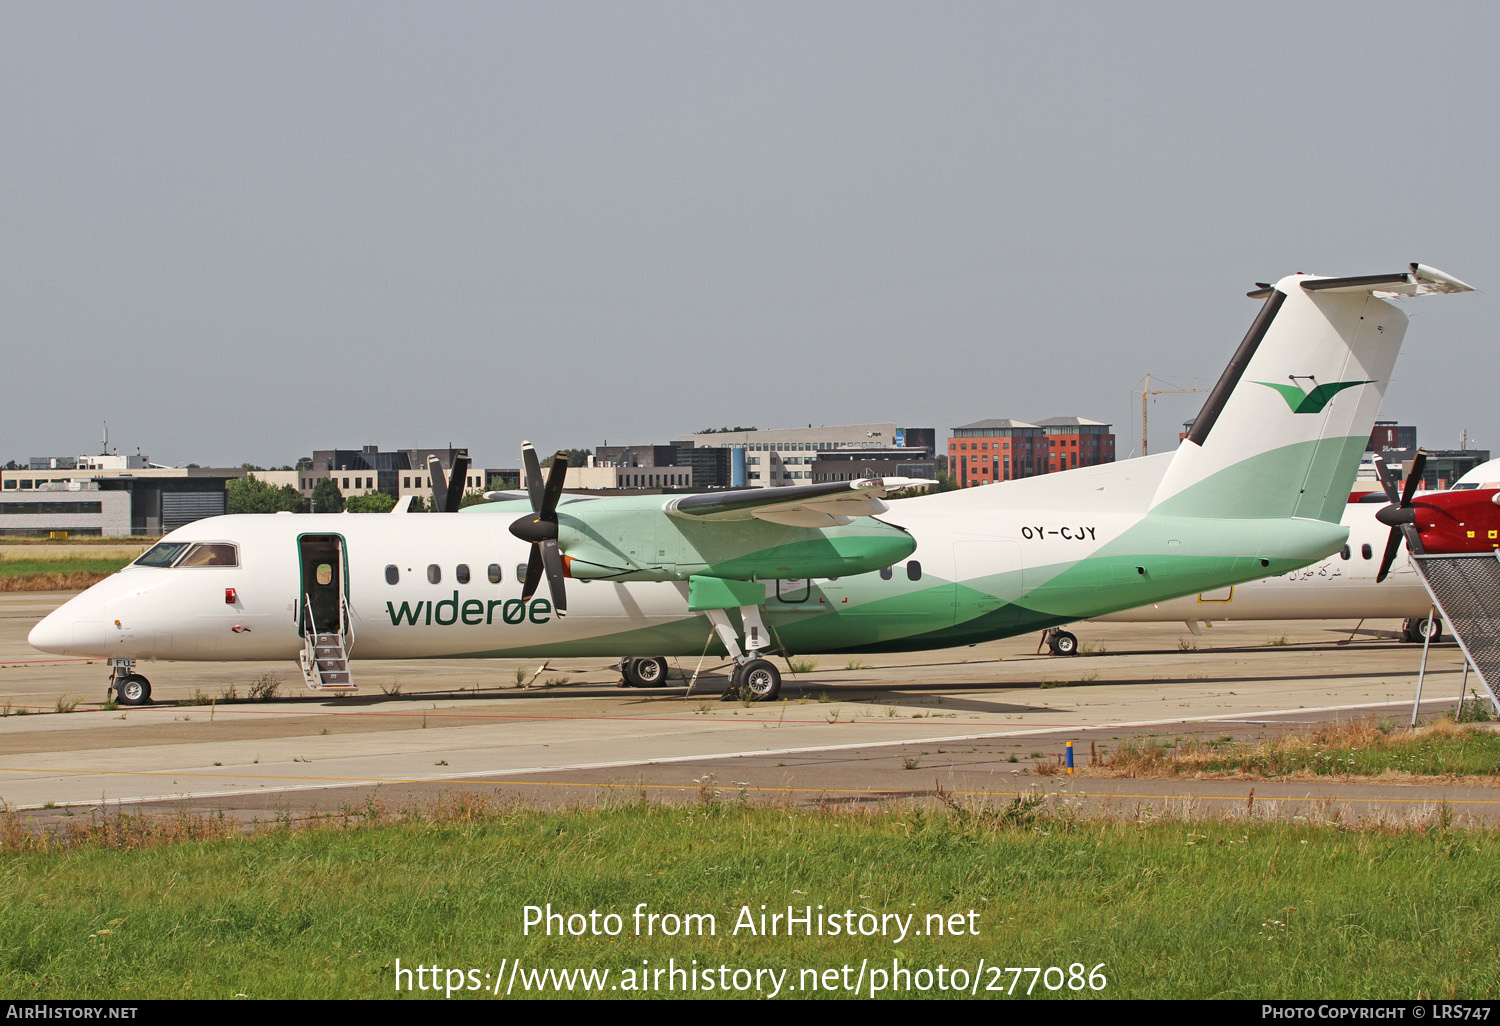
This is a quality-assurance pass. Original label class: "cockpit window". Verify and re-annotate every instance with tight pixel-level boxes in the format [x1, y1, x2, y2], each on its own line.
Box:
[178, 543, 239, 568]
[134, 542, 189, 568]
[133, 541, 240, 568]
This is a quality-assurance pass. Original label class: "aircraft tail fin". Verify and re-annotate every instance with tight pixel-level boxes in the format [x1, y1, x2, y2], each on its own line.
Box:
[1149, 264, 1473, 523]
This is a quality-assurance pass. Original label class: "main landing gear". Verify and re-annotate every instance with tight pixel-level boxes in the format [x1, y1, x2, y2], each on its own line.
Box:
[617, 606, 786, 701]
[1401, 615, 1443, 644]
[619, 649, 783, 701]
[730, 658, 782, 701]
[1043, 628, 1079, 656]
[619, 656, 671, 688]
[108, 659, 152, 706]
[706, 605, 782, 702]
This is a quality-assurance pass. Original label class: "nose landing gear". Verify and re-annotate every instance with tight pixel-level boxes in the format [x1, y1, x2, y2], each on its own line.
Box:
[108, 659, 152, 706]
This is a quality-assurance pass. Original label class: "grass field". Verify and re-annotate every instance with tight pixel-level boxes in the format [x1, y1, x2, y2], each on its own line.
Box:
[0, 552, 136, 591]
[1, 795, 1496, 999]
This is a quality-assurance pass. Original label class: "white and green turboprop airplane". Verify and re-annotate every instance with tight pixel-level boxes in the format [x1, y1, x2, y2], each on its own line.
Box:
[27, 264, 1474, 705]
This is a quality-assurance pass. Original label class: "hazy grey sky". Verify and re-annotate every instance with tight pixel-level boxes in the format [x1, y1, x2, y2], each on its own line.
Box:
[4, 2, 1495, 467]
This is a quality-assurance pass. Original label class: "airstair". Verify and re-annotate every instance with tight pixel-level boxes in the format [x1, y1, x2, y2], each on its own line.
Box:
[1408, 551, 1500, 714]
[299, 594, 358, 692]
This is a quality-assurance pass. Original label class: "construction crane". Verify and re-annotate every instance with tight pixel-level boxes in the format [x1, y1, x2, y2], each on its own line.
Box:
[1135, 375, 1207, 455]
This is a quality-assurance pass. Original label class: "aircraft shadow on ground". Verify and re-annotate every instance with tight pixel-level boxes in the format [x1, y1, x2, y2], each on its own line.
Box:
[302, 678, 1055, 715]
[292, 653, 1455, 710]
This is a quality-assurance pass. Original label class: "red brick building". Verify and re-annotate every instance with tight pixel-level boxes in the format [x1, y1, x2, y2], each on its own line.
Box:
[948, 417, 1114, 487]
[1037, 416, 1115, 473]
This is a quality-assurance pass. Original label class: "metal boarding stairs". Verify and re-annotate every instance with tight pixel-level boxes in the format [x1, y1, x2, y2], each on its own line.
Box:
[299, 593, 357, 692]
[1408, 551, 1500, 716]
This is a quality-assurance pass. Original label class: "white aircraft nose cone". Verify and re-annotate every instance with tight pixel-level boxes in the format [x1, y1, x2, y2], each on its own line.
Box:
[28, 608, 74, 655]
[28, 591, 110, 656]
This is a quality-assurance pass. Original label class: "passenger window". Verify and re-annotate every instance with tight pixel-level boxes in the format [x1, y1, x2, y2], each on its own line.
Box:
[907, 560, 922, 582]
[456, 564, 470, 585]
[488, 564, 502, 584]
[879, 567, 893, 581]
[1361, 544, 1373, 560]
[385, 565, 399, 585]
[428, 564, 441, 584]
[178, 543, 239, 568]
[316, 563, 333, 586]
[1340, 545, 1350, 560]
[516, 563, 528, 581]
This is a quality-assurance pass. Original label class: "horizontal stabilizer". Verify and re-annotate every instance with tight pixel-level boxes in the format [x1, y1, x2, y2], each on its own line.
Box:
[1298, 263, 1474, 298]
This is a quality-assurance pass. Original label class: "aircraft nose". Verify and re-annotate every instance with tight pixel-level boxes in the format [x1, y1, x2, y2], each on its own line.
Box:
[28, 593, 109, 656]
[28, 607, 74, 654]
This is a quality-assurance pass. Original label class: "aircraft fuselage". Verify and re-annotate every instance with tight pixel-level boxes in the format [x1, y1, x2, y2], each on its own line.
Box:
[29, 495, 1346, 665]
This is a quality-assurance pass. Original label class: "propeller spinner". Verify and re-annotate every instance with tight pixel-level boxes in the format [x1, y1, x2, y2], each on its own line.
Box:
[1372, 449, 1427, 583]
[508, 443, 570, 617]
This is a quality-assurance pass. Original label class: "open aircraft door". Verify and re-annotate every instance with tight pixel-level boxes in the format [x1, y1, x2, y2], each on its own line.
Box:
[296, 533, 357, 690]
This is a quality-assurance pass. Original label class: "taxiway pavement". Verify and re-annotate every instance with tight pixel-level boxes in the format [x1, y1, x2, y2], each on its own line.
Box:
[1, 592, 1492, 825]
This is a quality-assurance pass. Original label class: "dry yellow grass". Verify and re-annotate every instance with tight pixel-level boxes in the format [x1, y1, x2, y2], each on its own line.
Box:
[0, 571, 112, 592]
[1075, 717, 1500, 781]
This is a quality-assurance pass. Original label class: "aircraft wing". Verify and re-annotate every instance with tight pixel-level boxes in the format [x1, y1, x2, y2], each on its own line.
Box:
[665, 478, 933, 527]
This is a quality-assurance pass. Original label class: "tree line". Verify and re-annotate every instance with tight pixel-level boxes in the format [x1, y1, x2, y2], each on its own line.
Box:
[226, 477, 489, 514]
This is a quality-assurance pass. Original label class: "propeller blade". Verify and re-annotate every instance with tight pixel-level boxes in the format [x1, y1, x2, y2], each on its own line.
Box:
[1400, 449, 1427, 507]
[427, 455, 448, 513]
[540, 451, 569, 519]
[520, 544, 544, 602]
[513, 444, 570, 615]
[1400, 522, 1425, 557]
[540, 539, 568, 617]
[1372, 449, 1428, 581]
[1371, 455, 1401, 506]
[443, 450, 470, 513]
[1375, 525, 1405, 584]
[521, 443, 545, 513]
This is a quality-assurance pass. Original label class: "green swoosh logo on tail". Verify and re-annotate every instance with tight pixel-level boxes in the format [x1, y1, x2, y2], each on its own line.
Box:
[1254, 379, 1374, 414]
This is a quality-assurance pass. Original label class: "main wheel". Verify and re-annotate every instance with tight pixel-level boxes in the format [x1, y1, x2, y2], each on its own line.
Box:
[1049, 631, 1079, 656]
[1402, 616, 1443, 644]
[738, 658, 781, 702]
[629, 656, 670, 687]
[116, 674, 152, 706]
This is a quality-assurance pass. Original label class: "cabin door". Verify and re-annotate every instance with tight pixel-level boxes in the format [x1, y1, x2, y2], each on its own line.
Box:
[297, 534, 347, 637]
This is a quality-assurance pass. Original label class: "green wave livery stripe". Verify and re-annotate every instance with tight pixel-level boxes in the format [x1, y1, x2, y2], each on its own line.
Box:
[1254, 379, 1373, 414]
